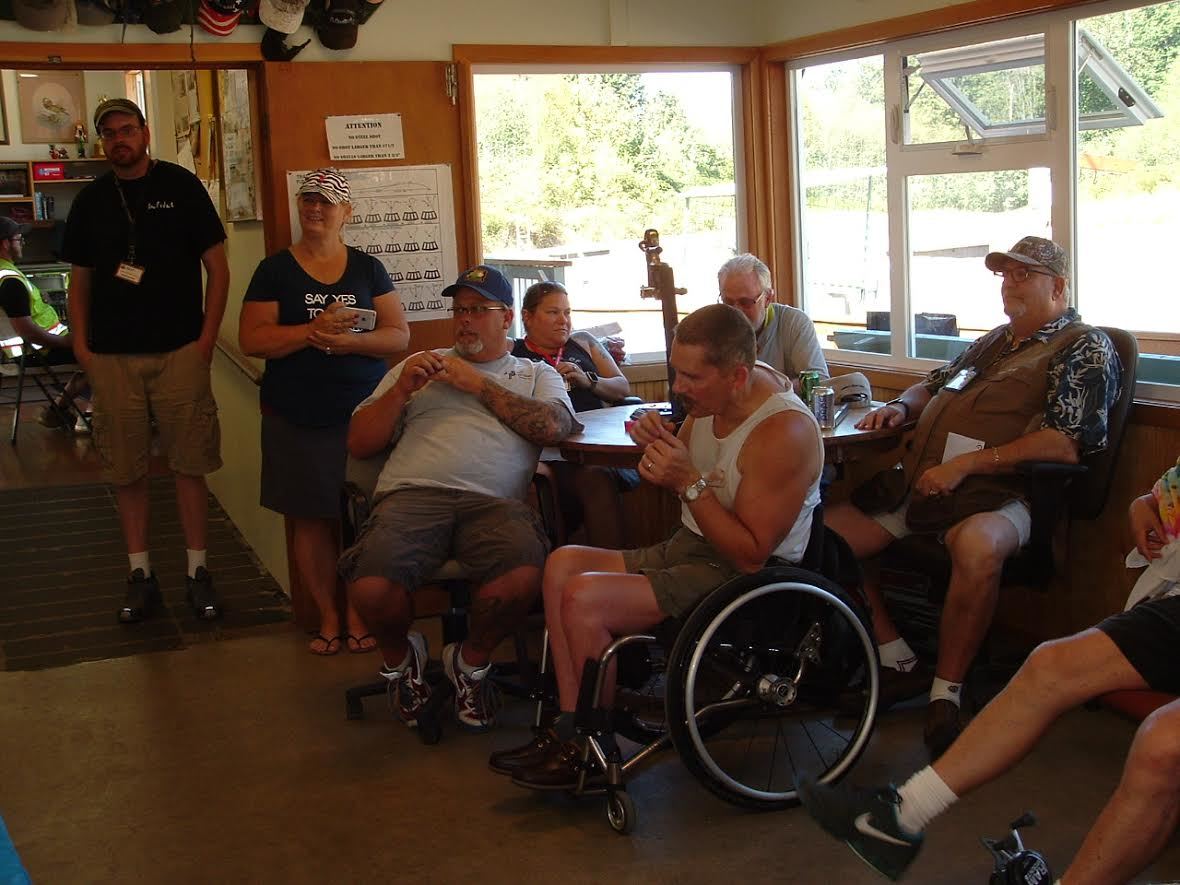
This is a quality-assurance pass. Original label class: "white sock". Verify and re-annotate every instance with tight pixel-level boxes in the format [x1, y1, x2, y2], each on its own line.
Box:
[896, 765, 958, 833]
[129, 551, 151, 576]
[186, 549, 207, 579]
[930, 677, 963, 707]
[879, 637, 918, 672]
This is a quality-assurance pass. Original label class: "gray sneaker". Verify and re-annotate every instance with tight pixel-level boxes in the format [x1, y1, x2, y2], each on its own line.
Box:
[380, 631, 431, 727]
[442, 642, 501, 732]
[797, 777, 923, 880]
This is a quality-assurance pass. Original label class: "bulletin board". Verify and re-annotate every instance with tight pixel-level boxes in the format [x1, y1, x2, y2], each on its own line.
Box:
[287, 164, 458, 323]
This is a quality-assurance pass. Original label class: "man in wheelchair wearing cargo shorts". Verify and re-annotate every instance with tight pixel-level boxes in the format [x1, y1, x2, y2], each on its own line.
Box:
[492, 303, 826, 789]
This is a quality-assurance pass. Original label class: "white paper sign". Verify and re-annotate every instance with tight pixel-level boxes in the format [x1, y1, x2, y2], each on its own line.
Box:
[325, 114, 405, 161]
[942, 431, 985, 463]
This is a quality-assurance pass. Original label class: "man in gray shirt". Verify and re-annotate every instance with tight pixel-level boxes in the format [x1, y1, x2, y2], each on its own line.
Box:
[340, 265, 577, 734]
[718, 254, 828, 387]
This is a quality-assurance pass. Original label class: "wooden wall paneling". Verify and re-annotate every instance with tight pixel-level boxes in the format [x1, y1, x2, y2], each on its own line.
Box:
[0, 42, 261, 68]
[258, 60, 470, 355]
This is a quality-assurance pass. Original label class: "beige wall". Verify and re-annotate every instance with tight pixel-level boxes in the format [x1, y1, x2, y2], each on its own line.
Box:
[761, 0, 978, 43]
[0, 0, 762, 61]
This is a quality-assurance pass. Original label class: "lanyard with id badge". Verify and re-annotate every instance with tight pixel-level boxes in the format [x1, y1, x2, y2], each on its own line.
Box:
[112, 161, 154, 285]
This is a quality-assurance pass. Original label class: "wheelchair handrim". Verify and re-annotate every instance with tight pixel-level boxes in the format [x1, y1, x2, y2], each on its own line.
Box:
[682, 580, 880, 803]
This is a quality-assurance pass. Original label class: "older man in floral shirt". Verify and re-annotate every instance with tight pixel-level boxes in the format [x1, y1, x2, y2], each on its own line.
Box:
[824, 235, 1121, 759]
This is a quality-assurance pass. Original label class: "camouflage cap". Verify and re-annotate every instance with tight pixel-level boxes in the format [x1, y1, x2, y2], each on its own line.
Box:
[985, 236, 1069, 278]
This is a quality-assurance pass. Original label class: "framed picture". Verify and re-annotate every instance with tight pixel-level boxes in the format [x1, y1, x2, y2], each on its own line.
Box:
[16, 70, 87, 145]
[0, 83, 8, 146]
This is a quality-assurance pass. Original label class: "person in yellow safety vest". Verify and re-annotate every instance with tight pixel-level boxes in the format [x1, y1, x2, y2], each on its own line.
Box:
[0, 216, 89, 426]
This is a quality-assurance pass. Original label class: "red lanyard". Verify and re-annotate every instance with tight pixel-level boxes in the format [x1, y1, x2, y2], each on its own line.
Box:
[523, 337, 563, 368]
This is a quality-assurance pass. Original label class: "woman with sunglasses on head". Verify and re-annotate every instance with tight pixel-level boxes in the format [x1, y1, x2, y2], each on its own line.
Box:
[511, 280, 637, 549]
[239, 168, 409, 656]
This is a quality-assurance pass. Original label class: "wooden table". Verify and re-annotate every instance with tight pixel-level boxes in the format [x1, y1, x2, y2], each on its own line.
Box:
[557, 401, 912, 468]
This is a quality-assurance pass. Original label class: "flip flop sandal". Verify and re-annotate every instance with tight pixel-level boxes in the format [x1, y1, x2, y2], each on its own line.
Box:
[309, 633, 343, 656]
[346, 633, 378, 654]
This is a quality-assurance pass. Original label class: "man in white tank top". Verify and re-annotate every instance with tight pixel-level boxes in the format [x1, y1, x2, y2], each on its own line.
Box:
[500, 304, 825, 790]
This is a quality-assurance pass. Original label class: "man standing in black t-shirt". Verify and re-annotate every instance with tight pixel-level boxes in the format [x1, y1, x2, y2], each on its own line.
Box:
[61, 98, 230, 624]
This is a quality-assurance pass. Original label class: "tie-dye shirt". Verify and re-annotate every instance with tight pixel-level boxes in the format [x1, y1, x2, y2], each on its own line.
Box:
[1153, 456, 1180, 543]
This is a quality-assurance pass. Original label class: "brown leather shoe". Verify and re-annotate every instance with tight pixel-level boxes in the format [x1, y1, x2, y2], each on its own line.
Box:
[923, 699, 962, 761]
[488, 728, 560, 776]
[510, 739, 586, 791]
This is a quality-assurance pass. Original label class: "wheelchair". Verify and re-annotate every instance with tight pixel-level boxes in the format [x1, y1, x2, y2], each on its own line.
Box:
[529, 513, 882, 834]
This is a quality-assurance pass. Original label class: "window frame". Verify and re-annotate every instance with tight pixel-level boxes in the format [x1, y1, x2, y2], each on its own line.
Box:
[776, 0, 1179, 402]
[454, 46, 759, 366]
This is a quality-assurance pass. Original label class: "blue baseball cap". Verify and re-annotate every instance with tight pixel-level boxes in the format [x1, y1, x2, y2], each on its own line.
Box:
[441, 265, 513, 307]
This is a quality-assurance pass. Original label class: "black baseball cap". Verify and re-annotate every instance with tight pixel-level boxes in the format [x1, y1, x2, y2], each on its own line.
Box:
[0, 217, 30, 240]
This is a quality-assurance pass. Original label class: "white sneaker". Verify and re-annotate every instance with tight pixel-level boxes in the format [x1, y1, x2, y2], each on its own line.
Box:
[442, 641, 501, 732]
[380, 631, 431, 727]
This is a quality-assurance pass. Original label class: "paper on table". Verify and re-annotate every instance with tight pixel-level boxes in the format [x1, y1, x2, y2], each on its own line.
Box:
[942, 431, 985, 463]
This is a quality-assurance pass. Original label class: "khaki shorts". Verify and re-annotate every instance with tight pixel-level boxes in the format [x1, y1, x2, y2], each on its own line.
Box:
[873, 494, 1032, 547]
[622, 527, 744, 619]
[88, 343, 222, 486]
[338, 486, 550, 591]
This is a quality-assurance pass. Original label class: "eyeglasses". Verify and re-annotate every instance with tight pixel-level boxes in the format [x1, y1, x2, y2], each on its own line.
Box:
[719, 293, 766, 310]
[452, 304, 509, 317]
[99, 124, 142, 141]
[993, 267, 1056, 283]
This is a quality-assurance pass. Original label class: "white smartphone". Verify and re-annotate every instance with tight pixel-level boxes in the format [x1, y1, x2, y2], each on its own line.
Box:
[350, 308, 378, 331]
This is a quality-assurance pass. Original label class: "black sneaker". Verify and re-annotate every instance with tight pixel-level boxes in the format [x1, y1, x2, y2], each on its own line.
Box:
[118, 569, 161, 623]
[797, 778, 923, 880]
[185, 566, 221, 620]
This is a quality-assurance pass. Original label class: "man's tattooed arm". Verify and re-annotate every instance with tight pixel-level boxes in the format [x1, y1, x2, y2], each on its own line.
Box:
[477, 377, 581, 446]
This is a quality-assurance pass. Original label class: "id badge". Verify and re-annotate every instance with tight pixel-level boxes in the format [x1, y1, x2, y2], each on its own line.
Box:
[943, 367, 977, 391]
[115, 262, 144, 285]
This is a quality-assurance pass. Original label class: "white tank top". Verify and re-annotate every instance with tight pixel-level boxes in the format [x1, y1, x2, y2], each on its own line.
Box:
[681, 385, 823, 563]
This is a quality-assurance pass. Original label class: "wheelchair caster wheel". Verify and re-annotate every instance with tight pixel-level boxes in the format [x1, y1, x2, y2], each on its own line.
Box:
[605, 790, 635, 835]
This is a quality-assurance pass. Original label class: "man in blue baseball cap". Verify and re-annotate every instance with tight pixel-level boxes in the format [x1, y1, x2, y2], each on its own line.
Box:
[339, 263, 579, 734]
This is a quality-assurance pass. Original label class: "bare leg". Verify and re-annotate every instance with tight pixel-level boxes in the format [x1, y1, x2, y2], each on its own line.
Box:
[463, 564, 542, 667]
[541, 546, 627, 710]
[561, 571, 665, 709]
[571, 466, 629, 550]
[114, 477, 150, 555]
[1065, 700, 1180, 885]
[173, 472, 209, 552]
[825, 501, 899, 643]
[934, 629, 1147, 797]
[347, 577, 414, 666]
[291, 517, 344, 644]
[936, 512, 1020, 682]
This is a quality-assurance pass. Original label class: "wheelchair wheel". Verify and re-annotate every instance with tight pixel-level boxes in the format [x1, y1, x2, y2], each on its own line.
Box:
[665, 568, 878, 811]
[605, 789, 636, 835]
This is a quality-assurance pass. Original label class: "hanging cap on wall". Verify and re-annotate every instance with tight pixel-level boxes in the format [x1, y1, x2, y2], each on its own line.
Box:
[197, 0, 247, 36]
[142, 0, 186, 34]
[261, 27, 311, 61]
[75, 0, 118, 25]
[316, 0, 359, 50]
[12, 0, 69, 31]
[258, 0, 308, 34]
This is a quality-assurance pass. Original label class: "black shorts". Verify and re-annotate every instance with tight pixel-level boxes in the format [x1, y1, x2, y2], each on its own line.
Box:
[1097, 595, 1180, 694]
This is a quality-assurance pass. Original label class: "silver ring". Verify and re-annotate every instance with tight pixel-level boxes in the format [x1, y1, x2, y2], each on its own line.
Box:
[645, 460, 653, 469]
[326, 346, 332, 355]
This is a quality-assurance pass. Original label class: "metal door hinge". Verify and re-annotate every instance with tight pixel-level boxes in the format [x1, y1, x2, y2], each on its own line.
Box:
[445, 64, 458, 105]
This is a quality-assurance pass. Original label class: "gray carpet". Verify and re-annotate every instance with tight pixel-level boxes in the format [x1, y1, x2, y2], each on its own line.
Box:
[0, 482, 290, 671]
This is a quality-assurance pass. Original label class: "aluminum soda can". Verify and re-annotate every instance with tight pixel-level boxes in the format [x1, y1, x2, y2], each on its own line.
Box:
[812, 386, 836, 429]
[799, 370, 822, 406]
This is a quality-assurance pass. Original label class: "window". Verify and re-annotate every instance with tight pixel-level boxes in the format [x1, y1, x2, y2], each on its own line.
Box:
[473, 70, 740, 361]
[791, 0, 1180, 396]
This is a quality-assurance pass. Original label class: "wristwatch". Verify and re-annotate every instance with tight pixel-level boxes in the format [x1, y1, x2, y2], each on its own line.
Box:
[885, 398, 910, 419]
[681, 476, 709, 503]
[586, 370, 599, 389]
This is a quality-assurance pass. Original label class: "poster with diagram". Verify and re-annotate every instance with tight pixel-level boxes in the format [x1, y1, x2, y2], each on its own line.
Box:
[287, 164, 458, 323]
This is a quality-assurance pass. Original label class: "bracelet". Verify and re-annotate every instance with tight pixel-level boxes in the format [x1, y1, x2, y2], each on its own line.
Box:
[885, 398, 909, 419]
[992, 447, 1001, 467]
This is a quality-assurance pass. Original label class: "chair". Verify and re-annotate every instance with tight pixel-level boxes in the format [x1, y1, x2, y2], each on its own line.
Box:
[0, 310, 90, 445]
[880, 326, 1139, 676]
[340, 449, 561, 744]
[547, 508, 880, 833]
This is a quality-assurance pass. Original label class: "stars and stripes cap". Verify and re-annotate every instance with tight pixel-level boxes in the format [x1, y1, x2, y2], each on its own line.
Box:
[197, 0, 247, 36]
[296, 168, 352, 204]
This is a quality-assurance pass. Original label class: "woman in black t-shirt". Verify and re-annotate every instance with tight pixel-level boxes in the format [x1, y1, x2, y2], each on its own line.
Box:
[239, 169, 409, 656]
[511, 280, 639, 550]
